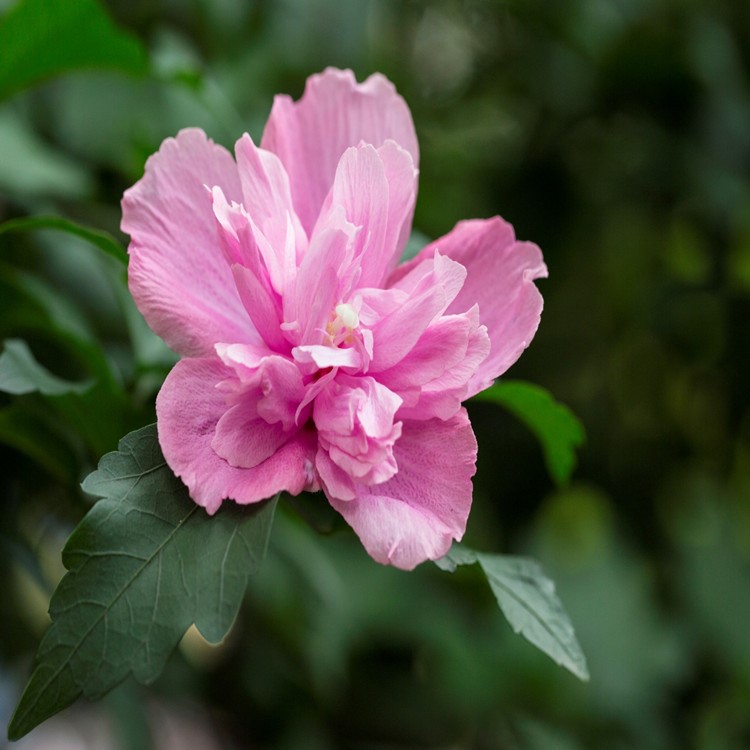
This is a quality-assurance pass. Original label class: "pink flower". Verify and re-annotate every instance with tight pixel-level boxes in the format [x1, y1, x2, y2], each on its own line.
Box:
[121, 68, 547, 570]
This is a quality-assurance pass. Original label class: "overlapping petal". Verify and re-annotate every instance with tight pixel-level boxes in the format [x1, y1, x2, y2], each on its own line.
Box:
[261, 68, 419, 236]
[314, 375, 402, 491]
[122, 129, 256, 357]
[368, 251, 467, 372]
[393, 218, 547, 394]
[327, 410, 477, 570]
[319, 141, 417, 288]
[156, 357, 317, 514]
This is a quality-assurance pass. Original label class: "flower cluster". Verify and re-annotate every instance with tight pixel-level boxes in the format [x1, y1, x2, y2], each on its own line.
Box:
[122, 69, 546, 569]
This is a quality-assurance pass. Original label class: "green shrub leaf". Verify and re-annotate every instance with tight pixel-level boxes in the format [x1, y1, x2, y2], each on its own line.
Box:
[7, 424, 278, 740]
[474, 381, 585, 486]
[0, 339, 94, 396]
[0, 216, 127, 265]
[437, 546, 589, 681]
[0, 0, 148, 101]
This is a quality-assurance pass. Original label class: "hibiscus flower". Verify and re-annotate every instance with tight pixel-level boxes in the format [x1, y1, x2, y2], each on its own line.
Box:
[122, 68, 546, 569]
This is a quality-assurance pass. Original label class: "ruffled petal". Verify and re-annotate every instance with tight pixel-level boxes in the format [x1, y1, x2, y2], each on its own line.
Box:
[377, 311, 481, 391]
[285, 204, 358, 346]
[314, 374, 402, 486]
[156, 357, 317, 514]
[232, 264, 287, 353]
[122, 128, 257, 357]
[212, 400, 290, 469]
[318, 141, 417, 288]
[261, 68, 419, 236]
[326, 409, 477, 570]
[234, 133, 306, 290]
[368, 251, 467, 372]
[292, 344, 361, 370]
[392, 218, 547, 394]
[377, 307, 490, 421]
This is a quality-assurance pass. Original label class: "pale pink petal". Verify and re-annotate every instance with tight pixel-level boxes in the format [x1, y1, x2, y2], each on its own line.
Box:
[318, 142, 417, 288]
[212, 399, 290, 469]
[392, 218, 547, 393]
[378, 140, 419, 275]
[122, 128, 256, 357]
[209, 188, 288, 353]
[376, 312, 479, 391]
[234, 134, 306, 288]
[261, 68, 419, 235]
[326, 409, 477, 570]
[314, 375, 402, 487]
[211, 184, 293, 297]
[156, 357, 317, 514]
[285, 205, 358, 346]
[253, 356, 307, 429]
[215, 342, 274, 378]
[216, 353, 305, 429]
[368, 252, 467, 372]
[292, 344, 361, 370]
[315, 447, 356, 501]
[402, 314, 490, 420]
[314, 375, 402, 439]
[232, 264, 287, 353]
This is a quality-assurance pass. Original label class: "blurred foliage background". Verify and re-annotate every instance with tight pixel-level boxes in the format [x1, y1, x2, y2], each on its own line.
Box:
[1, 0, 749, 748]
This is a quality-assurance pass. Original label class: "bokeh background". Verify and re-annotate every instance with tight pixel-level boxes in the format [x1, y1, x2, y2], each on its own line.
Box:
[1, 0, 750, 748]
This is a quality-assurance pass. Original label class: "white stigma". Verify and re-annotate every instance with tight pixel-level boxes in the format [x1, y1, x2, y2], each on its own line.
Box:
[334, 302, 359, 331]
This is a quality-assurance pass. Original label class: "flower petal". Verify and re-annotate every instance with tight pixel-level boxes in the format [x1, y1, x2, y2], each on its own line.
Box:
[368, 251, 467, 372]
[232, 264, 287, 353]
[326, 409, 477, 570]
[292, 344, 361, 370]
[212, 399, 290, 469]
[156, 357, 317, 514]
[234, 133, 306, 290]
[376, 311, 479, 391]
[261, 68, 419, 236]
[392, 218, 547, 394]
[122, 128, 256, 357]
[318, 142, 417, 289]
[286, 204, 357, 346]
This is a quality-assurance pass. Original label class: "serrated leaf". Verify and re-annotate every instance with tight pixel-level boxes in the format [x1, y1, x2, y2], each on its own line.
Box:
[0, 216, 127, 265]
[0, 0, 148, 102]
[437, 546, 589, 681]
[7, 424, 278, 741]
[473, 381, 585, 486]
[0, 339, 93, 395]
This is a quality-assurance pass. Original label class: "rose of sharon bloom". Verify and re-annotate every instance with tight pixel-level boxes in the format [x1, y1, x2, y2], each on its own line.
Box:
[122, 68, 546, 570]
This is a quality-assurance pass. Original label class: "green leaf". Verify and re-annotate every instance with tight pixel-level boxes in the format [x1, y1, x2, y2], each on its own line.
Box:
[0, 216, 127, 265]
[0, 110, 92, 198]
[473, 381, 585, 486]
[0, 0, 148, 101]
[437, 545, 589, 681]
[0, 339, 93, 395]
[7, 424, 278, 741]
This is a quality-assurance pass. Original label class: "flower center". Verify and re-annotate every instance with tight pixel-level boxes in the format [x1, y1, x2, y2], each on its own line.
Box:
[326, 302, 359, 344]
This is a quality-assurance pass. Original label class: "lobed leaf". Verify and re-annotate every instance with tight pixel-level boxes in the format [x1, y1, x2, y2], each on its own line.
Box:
[437, 545, 589, 681]
[7, 424, 278, 740]
[0, 0, 148, 101]
[474, 380, 585, 486]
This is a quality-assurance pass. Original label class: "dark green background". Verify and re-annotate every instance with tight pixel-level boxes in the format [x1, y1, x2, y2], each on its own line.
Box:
[1, 0, 749, 747]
